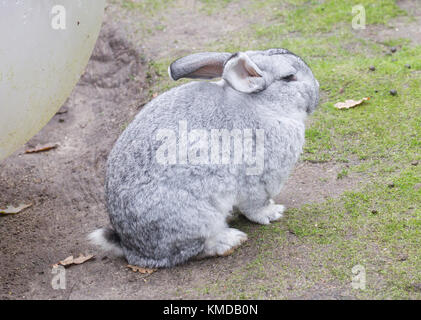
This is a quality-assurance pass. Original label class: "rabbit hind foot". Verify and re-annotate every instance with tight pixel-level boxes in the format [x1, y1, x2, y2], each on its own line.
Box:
[198, 227, 247, 258]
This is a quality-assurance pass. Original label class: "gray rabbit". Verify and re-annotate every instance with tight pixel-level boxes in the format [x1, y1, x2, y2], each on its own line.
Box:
[89, 49, 319, 268]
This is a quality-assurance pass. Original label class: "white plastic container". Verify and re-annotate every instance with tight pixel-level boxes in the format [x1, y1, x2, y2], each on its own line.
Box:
[0, 0, 106, 161]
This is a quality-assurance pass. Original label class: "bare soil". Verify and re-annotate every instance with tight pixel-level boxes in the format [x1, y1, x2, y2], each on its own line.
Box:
[357, 0, 421, 45]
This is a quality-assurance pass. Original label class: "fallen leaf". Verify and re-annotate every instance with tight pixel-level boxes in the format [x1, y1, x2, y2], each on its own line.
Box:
[53, 254, 94, 268]
[25, 143, 58, 154]
[152, 92, 158, 98]
[0, 203, 32, 215]
[127, 264, 157, 274]
[58, 256, 75, 266]
[72, 254, 94, 264]
[334, 97, 370, 109]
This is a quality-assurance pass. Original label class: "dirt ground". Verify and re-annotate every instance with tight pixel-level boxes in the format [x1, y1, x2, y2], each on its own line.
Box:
[0, 0, 419, 300]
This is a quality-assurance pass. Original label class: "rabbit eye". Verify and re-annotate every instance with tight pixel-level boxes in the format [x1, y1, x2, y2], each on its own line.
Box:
[282, 74, 297, 82]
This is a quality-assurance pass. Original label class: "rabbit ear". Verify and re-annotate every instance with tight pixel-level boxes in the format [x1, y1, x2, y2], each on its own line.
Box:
[222, 52, 265, 93]
[169, 52, 232, 80]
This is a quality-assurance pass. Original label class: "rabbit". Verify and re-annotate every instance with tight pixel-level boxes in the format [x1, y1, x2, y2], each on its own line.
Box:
[89, 48, 319, 268]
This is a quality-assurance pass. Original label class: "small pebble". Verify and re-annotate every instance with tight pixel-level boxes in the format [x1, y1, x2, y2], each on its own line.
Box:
[58, 118, 65, 123]
[390, 89, 397, 96]
[369, 66, 376, 71]
[411, 160, 419, 166]
[405, 64, 411, 69]
[390, 47, 397, 53]
[410, 283, 421, 293]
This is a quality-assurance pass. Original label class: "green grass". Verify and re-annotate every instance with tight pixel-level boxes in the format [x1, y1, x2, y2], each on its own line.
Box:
[123, 0, 421, 299]
[201, 164, 420, 299]
[304, 44, 421, 165]
[253, 0, 406, 35]
[287, 165, 420, 299]
[207, 1, 420, 299]
[198, 0, 234, 14]
[116, 0, 177, 13]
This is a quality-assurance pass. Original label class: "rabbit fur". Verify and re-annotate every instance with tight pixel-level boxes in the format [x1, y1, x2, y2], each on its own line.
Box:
[89, 49, 319, 268]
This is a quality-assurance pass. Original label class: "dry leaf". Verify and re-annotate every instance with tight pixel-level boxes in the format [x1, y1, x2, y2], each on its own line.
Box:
[0, 203, 32, 215]
[25, 143, 58, 154]
[58, 256, 75, 266]
[72, 254, 94, 264]
[334, 97, 370, 109]
[54, 254, 94, 268]
[152, 92, 158, 98]
[127, 264, 157, 274]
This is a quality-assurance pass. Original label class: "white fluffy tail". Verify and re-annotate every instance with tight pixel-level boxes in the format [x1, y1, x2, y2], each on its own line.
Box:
[88, 227, 124, 257]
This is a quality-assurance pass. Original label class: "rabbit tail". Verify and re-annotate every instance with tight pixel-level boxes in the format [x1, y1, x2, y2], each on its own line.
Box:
[88, 227, 124, 257]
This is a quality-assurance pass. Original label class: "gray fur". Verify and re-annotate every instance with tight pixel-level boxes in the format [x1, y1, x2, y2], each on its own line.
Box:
[91, 49, 319, 268]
